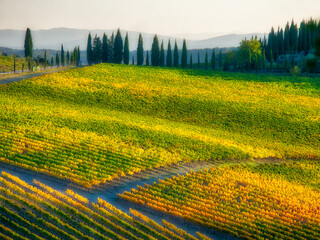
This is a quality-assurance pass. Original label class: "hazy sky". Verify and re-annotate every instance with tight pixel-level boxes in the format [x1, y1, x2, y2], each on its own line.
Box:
[1, 0, 320, 35]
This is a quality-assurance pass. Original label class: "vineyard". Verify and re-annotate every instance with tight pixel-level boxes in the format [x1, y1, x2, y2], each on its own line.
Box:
[0, 171, 212, 240]
[0, 54, 28, 73]
[0, 64, 319, 187]
[119, 161, 320, 240]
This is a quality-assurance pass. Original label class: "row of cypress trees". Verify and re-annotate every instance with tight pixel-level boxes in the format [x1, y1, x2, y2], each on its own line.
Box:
[262, 18, 320, 61]
[86, 29, 191, 68]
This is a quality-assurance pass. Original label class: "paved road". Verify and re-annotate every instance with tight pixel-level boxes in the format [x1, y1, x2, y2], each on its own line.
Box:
[0, 68, 72, 85]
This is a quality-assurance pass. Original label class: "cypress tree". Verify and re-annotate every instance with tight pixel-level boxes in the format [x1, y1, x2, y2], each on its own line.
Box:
[159, 41, 165, 66]
[219, 49, 222, 70]
[151, 35, 160, 66]
[197, 52, 200, 68]
[137, 33, 144, 65]
[24, 28, 33, 58]
[262, 49, 266, 71]
[166, 40, 172, 67]
[102, 33, 109, 63]
[181, 39, 187, 68]
[205, 50, 208, 70]
[284, 22, 290, 53]
[93, 35, 102, 64]
[51, 57, 54, 68]
[173, 40, 179, 67]
[132, 55, 135, 65]
[113, 29, 123, 64]
[108, 33, 115, 63]
[189, 54, 193, 68]
[77, 46, 80, 65]
[66, 51, 70, 66]
[291, 47, 295, 68]
[211, 49, 215, 70]
[87, 33, 93, 65]
[44, 50, 47, 69]
[146, 51, 150, 66]
[123, 32, 130, 65]
[61, 44, 65, 66]
[13, 55, 16, 73]
[56, 52, 60, 67]
[270, 50, 273, 72]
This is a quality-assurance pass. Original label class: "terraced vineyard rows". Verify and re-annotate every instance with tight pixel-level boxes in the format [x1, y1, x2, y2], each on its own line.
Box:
[0, 64, 319, 187]
[0, 171, 211, 240]
[120, 162, 320, 240]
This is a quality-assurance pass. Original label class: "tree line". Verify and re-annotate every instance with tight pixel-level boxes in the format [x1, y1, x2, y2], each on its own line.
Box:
[23, 28, 81, 72]
[86, 29, 192, 68]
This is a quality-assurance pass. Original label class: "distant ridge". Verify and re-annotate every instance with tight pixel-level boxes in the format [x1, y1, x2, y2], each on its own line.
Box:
[0, 28, 266, 51]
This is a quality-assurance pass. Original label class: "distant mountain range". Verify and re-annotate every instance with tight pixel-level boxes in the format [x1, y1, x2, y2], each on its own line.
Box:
[0, 28, 266, 51]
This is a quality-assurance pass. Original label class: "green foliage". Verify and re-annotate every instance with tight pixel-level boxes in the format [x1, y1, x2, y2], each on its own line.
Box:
[145, 51, 150, 66]
[87, 33, 93, 65]
[137, 33, 144, 66]
[151, 35, 160, 66]
[113, 29, 123, 64]
[166, 40, 172, 67]
[123, 32, 130, 65]
[211, 49, 215, 70]
[101, 33, 109, 63]
[159, 41, 165, 67]
[181, 39, 187, 68]
[239, 39, 261, 71]
[24, 28, 33, 58]
[55, 52, 59, 67]
[173, 40, 178, 67]
[92, 35, 102, 64]
[61, 44, 65, 67]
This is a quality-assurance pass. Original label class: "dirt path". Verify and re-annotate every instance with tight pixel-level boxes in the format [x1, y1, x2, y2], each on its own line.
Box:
[0, 160, 240, 240]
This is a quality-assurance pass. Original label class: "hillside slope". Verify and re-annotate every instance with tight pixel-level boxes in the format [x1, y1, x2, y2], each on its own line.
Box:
[0, 64, 319, 186]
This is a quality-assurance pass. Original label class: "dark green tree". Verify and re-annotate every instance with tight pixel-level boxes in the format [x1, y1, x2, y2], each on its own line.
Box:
[181, 39, 187, 68]
[197, 52, 200, 68]
[56, 52, 60, 67]
[189, 54, 193, 68]
[219, 49, 223, 70]
[132, 55, 135, 65]
[102, 33, 109, 63]
[137, 33, 144, 65]
[108, 32, 115, 63]
[13, 55, 16, 73]
[205, 50, 208, 70]
[92, 34, 102, 64]
[61, 44, 65, 66]
[77, 46, 80, 65]
[87, 33, 93, 65]
[151, 34, 160, 66]
[24, 28, 33, 58]
[166, 40, 172, 67]
[211, 49, 215, 70]
[284, 22, 290, 53]
[44, 50, 47, 69]
[146, 51, 150, 66]
[113, 29, 123, 64]
[123, 32, 130, 65]
[66, 51, 70, 66]
[159, 41, 165, 66]
[173, 40, 179, 67]
[270, 50, 273, 71]
[51, 57, 54, 68]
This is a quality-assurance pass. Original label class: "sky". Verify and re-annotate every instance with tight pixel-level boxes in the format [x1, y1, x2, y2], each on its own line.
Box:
[1, 0, 320, 36]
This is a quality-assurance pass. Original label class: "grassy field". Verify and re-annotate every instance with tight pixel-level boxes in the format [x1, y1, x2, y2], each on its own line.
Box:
[0, 64, 319, 186]
[120, 161, 320, 239]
